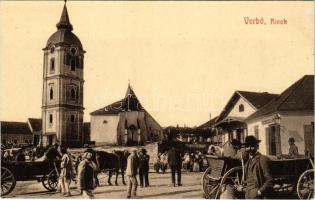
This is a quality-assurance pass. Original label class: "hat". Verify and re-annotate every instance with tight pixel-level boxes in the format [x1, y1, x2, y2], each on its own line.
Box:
[231, 139, 241, 147]
[84, 148, 94, 154]
[244, 135, 261, 146]
[288, 137, 295, 143]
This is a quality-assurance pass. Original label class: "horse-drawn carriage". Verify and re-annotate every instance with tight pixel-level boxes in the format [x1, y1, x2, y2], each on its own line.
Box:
[201, 155, 314, 199]
[1, 160, 61, 196]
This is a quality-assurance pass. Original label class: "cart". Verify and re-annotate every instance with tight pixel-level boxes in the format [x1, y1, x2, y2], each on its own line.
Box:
[201, 155, 314, 199]
[1, 159, 61, 196]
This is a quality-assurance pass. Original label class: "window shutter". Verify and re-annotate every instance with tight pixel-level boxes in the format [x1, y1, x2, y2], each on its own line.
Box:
[304, 125, 314, 156]
[275, 125, 282, 156]
[265, 127, 271, 155]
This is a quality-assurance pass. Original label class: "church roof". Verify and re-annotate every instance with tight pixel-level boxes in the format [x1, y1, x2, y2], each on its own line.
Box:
[246, 75, 314, 121]
[1, 121, 32, 135]
[45, 3, 83, 49]
[90, 85, 145, 116]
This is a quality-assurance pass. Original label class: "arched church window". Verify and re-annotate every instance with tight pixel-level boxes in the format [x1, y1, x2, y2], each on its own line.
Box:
[239, 104, 244, 112]
[50, 58, 55, 72]
[70, 89, 76, 100]
[50, 88, 53, 100]
[71, 115, 75, 123]
[70, 59, 76, 71]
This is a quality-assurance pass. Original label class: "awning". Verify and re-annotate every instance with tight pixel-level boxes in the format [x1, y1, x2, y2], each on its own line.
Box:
[214, 116, 246, 127]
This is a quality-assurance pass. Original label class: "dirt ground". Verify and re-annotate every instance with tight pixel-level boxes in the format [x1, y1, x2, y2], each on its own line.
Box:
[3, 171, 204, 199]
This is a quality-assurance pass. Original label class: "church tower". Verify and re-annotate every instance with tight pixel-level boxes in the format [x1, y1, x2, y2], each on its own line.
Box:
[42, 2, 85, 147]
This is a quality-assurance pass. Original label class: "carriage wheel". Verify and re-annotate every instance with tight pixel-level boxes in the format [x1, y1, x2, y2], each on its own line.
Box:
[297, 169, 314, 200]
[217, 167, 243, 199]
[1, 166, 16, 196]
[42, 169, 59, 191]
[201, 167, 221, 199]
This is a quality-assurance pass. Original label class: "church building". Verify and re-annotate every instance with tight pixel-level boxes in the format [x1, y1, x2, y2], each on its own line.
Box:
[90, 85, 164, 146]
[41, 2, 85, 147]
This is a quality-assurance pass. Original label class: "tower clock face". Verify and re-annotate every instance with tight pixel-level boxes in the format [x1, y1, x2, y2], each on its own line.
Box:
[70, 47, 77, 56]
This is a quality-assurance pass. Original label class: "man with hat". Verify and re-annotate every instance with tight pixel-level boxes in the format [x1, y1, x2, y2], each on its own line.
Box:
[168, 146, 182, 187]
[126, 148, 139, 198]
[77, 148, 97, 199]
[236, 135, 273, 199]
[138, 148, 150, 187]
[288, 137, 299, 158]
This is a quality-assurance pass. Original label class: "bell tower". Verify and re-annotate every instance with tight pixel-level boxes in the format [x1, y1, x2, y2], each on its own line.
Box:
[42, 2, 85, 147]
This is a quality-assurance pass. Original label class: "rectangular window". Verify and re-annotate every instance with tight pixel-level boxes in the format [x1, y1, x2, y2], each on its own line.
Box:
[70, 59, 76, 71]
[50, 58, 55, 72]
[49, 114, 53, 124]
[254, 125, 259, 139]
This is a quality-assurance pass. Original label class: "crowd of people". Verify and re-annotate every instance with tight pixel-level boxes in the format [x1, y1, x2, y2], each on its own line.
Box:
[1, 135, 304, 199]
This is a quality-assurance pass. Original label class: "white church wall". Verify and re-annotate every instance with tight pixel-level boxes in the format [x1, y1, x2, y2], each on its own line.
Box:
[91, 115, 120, 145]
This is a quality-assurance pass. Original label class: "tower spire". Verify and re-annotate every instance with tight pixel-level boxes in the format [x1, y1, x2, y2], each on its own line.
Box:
[56, 1, 73, 31]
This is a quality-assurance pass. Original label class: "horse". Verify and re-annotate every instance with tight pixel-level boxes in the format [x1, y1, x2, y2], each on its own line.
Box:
[93, 150, 130, 186]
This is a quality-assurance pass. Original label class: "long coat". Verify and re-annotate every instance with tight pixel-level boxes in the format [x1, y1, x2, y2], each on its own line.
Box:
[126, 153, 139, 176]
[244, 152, 273, 198]
[77, 159, 96, 190]
[167, 148, 181, 167]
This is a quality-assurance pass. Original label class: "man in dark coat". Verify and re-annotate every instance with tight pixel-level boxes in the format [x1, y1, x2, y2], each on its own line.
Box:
[168, 146, 182, 187]
[236, 136, 273, 199]
[138, 148, 150, 187]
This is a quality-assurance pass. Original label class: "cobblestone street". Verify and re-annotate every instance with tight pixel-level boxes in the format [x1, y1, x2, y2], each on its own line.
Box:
[4, 171, 204, 199]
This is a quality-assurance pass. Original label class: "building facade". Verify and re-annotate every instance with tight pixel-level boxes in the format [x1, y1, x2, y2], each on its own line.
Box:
[90, 85, 163, 146]
[246, 75, 314, 156]
[41, 3, 85, 147]
[1, 122, 33, 146]
[213, 91, 278, 144]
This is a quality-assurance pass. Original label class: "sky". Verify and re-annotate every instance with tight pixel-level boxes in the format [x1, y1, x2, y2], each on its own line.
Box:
[0, 1, 314, 127]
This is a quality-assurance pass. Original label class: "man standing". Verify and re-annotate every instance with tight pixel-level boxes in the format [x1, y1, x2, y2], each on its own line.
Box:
[288, 137, 299, 158]
[168, 146, 182, 187]
[126, 149, 139, 198]
[59, 146, 73, 197]
[236, 136, 273, 199]
[77, 148, 97, 199]
[138, 148, 150, 187]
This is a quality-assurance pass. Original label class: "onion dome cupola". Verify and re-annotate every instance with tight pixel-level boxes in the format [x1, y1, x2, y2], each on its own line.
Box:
[45, 3, 83, 50]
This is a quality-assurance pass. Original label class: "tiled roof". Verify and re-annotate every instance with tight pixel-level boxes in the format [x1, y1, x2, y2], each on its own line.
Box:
[90, 85, 144, 116]
[237, 91, 279, 109]
[28, 118, 42, 132]
[246, 75, 314, 121]
[198, 116, 218, 129]
[1, 121, 32, 135]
